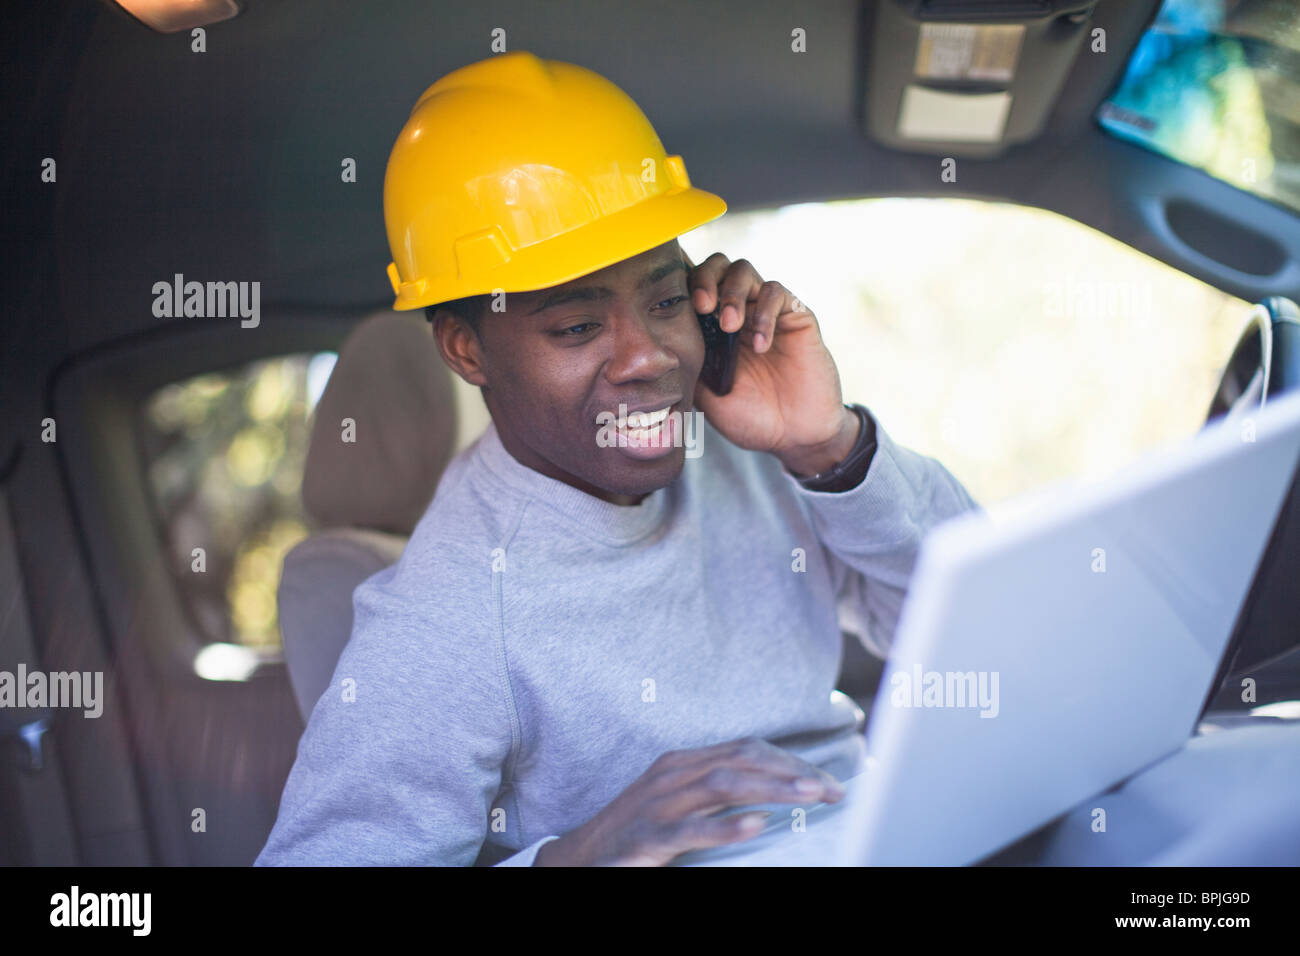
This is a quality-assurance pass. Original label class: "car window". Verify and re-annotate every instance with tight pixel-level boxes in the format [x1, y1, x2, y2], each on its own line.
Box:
[1098, 0, 1300, 214]
[137, 351, 337, 674]
[682, 197, 1251, 506]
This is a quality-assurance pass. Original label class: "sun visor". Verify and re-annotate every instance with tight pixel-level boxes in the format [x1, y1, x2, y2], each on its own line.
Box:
[864, 0, 1099, 158]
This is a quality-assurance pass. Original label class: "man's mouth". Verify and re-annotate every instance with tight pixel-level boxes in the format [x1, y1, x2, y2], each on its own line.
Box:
[621, 405, 672, 443]
[596, 400, 683, 457]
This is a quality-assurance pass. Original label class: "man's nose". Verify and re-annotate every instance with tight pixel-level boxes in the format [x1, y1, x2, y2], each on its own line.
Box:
[603, 310, 678, 383]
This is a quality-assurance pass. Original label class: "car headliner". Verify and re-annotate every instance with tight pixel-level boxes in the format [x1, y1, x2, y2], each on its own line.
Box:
[7, 0, 1300, 363]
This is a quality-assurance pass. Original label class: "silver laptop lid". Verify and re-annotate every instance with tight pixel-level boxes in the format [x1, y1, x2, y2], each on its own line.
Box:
[849, 389, 1300, 866]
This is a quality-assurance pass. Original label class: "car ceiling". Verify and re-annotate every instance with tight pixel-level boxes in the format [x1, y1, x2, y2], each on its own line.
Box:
[7, 0, 1300, 371]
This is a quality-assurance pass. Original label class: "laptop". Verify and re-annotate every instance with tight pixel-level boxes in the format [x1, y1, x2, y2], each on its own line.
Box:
[675, 388, 1300, 866]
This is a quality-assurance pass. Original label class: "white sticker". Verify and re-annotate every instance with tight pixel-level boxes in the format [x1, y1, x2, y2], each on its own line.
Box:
[897, 84, 1013, 143]
[915, 23, 1025, 83]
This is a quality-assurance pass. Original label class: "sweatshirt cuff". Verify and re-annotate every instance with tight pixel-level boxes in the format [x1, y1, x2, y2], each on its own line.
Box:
[782, 410, 935, 549]
[493, 834, 561, 867]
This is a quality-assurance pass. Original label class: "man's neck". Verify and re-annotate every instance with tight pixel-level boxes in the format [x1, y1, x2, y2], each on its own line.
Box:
[492, 418, 649, 507]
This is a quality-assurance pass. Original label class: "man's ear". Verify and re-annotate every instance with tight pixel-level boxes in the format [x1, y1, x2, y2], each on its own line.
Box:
[430, 309, 488, 388]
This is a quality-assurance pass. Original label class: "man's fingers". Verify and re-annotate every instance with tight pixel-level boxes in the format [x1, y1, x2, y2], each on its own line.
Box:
[687, 256, 809, 357]
[661, 736, 834, 782]
[648, 737, 844, 803]
[687, 254, 763, 332]
[651, 735, 786, 772]
[655, 811, 772, 858]
[688, 252, 733, 314]
[749, 280, 790, 353]
[603, 738, 848, 865]
[715, 258, 763, 334]
[673, 766, 836, 818]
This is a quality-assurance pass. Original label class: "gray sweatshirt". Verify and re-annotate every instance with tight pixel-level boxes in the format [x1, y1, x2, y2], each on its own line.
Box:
[255, 409, 978, 866]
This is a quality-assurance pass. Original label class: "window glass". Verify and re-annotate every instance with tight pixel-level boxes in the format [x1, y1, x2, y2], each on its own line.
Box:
[1098, 0, 1300, 213]
[138, 351, 337, 670]
[683, 198, 1250, 506]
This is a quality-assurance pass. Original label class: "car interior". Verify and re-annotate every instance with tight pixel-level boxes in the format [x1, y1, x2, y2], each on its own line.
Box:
[4, 0, 1300, 866]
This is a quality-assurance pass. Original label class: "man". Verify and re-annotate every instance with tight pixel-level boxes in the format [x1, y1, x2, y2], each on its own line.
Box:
[256, 51, 977, 867]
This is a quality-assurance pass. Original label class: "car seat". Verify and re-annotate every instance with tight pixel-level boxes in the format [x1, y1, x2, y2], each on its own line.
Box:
[277, 311, 458, 724]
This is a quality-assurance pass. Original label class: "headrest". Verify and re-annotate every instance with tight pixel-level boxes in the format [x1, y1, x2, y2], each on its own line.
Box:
[302, 311, 457, 535]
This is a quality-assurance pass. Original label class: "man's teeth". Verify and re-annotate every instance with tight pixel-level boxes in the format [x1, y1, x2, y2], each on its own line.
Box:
[624, 406, 670, 430]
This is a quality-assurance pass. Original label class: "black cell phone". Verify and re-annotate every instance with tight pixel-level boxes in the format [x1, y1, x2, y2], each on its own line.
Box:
[698, 308, 740, 396]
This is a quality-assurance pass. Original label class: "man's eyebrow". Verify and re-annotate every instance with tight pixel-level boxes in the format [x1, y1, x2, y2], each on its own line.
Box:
[637, 258, 687, 289]
[526, 285, 612, 316]
[526, 258, 686, 316]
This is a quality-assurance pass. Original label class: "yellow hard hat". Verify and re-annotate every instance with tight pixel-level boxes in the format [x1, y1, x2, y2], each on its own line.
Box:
[383, 51, 727, 311]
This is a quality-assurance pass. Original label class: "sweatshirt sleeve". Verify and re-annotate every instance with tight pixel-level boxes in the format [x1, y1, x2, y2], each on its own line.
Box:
[255, 560, 519, 866]
[786, 408, 981, 658]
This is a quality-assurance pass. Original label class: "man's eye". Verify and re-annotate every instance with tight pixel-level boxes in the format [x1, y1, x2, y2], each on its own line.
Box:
[654, 295, 688, 312]
[553, 322, 597, 337]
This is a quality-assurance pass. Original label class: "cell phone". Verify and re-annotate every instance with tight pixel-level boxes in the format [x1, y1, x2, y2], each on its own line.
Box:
[698, 307, 740, 396]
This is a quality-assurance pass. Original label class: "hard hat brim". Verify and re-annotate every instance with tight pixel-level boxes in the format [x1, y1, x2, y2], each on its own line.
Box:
[391, 185, 727, 311]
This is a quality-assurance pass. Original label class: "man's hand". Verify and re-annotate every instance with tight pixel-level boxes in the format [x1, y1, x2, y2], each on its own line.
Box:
[532, 736, 845, 866]
[686, 252, 860, 477]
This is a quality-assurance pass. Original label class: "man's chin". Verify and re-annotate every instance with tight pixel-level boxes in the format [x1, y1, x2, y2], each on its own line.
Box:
[598, 445, 687, 499]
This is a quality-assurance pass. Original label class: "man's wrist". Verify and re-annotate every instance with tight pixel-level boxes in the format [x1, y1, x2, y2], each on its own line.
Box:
[778, 405, 862, 478]
[782, 405, 877, 492]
